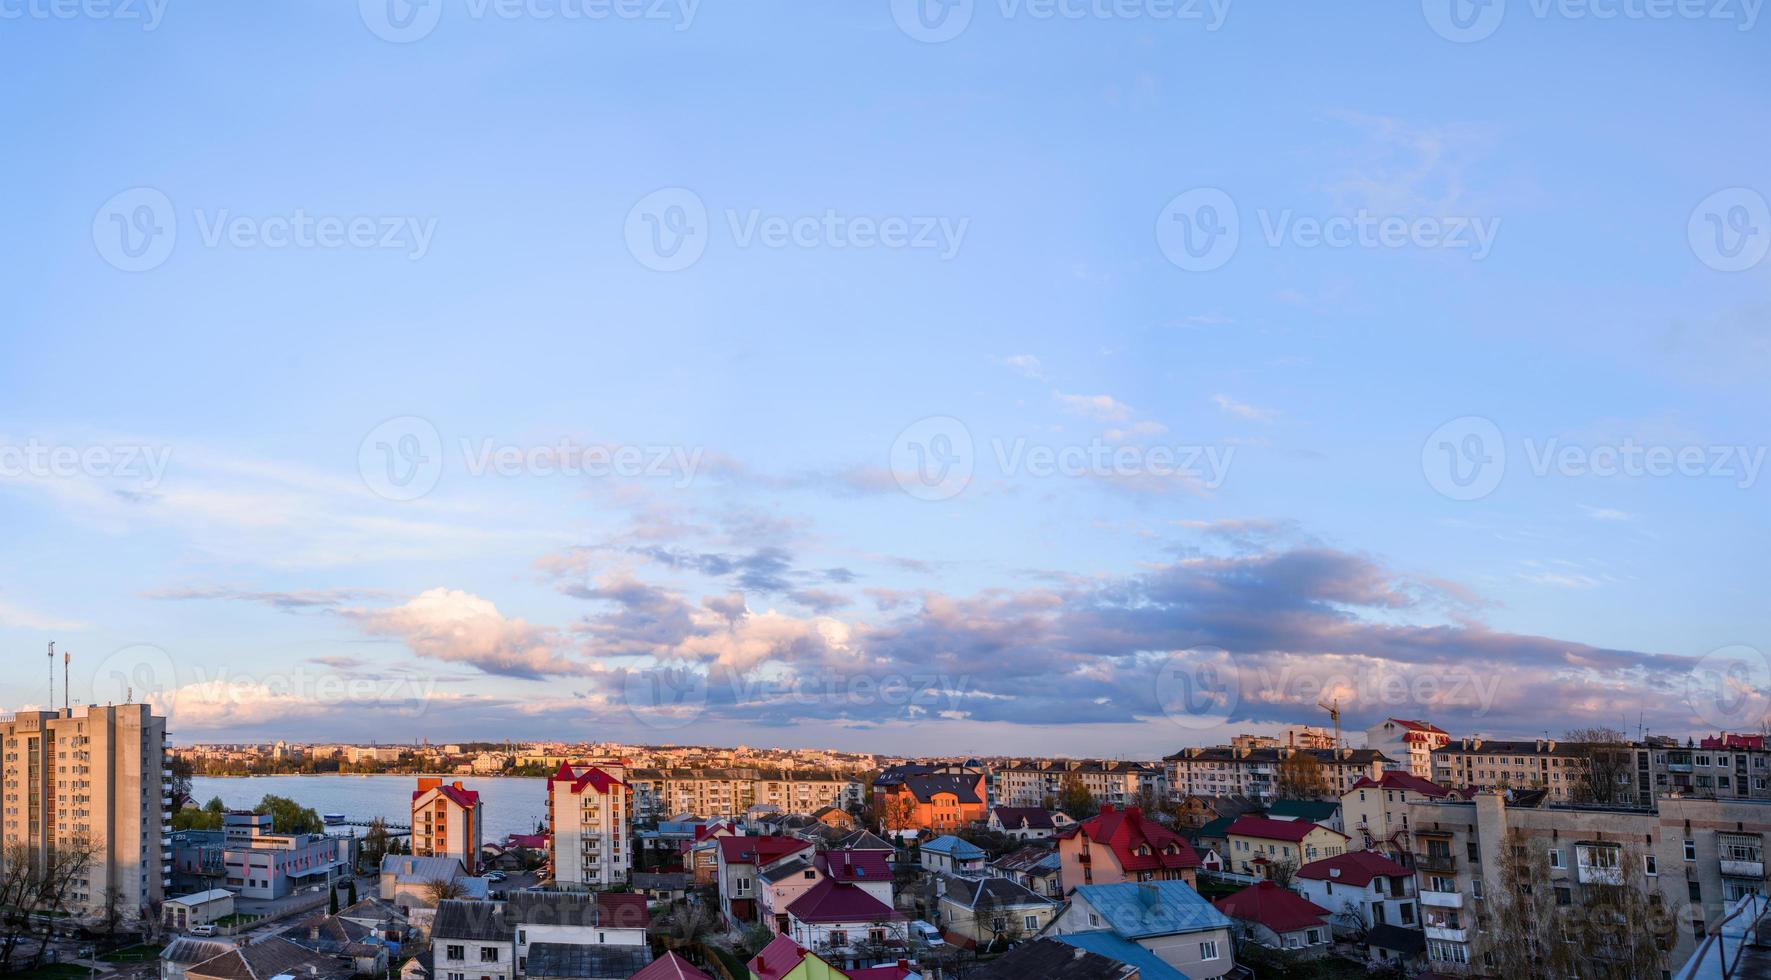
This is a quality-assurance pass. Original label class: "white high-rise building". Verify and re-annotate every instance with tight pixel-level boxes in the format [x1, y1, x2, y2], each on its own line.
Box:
[0, 704, 170, 921]
[546, 763, 632, 887]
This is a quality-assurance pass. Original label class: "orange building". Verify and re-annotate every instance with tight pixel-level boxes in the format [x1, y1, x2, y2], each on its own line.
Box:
[871, 765, 986, 833]
[412, 777, 484, 874]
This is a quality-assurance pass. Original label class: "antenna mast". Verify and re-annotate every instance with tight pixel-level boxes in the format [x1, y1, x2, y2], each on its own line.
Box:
[63, 650, 70, 711]
[47, 642, 55, 712]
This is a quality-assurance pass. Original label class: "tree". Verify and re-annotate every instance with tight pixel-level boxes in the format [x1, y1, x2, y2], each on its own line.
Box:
[257, 794, 323, 834]
[879, 792, 917, 832]
[329, 885, 339, 915]
[1276, 752, 1331, 800]
[1056, 775, 1098, 820]
[173, 795, 227, 832]
[361, 818, 392, 872]
[1265, 856, 1299, 888]
[1481, 830, 1679, 979]
[346, 878, 358, 906]
[1563, 727, 1633, 804]
[423, 877, 465, 905]
[0, 831, 103, 969]
[168, 756, 195, 801]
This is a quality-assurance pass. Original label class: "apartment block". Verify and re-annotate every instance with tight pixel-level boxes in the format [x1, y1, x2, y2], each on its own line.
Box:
[624, 768, 862, 822]
[992, 760, 1168, 809]
[1167, 746, 1391, 802]
[546, 763, 632, 887]
[1364, 718, 1450, 779]
[1404, 789, 1771, 974]
[413, 777, 484, 875]
[0, 704, 169, 921]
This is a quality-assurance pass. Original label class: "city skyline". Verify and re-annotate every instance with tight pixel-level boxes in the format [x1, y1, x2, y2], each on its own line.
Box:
[3, 2, 1767, 756]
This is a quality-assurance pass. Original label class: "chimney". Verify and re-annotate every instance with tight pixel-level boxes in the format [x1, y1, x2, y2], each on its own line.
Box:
[1125, 806, 1142, 819]
[1139, 882, 1159, 909]
[1074, 946, 1087, 960]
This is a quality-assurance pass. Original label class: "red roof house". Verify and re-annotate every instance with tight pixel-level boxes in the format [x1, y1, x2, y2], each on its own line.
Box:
[1056, 804, 1200, 893]
[629, 952, 713, 980]
[784, 878, 902, 924]
[1214, 881, 1333, 954]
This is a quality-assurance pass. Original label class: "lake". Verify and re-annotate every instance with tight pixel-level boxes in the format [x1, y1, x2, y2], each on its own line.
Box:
[190, 774, 551, 842]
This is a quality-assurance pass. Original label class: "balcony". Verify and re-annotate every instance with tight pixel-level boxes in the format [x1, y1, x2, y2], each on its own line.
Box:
[1420, 890, 1463, 908]
[1722, 858, 1765, 878]
[1416, 853, 1457, 873]
[1424, 926, 1467, 943]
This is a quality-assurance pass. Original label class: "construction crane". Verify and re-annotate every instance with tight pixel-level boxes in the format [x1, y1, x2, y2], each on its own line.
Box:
[1318, 698, 1343, 749]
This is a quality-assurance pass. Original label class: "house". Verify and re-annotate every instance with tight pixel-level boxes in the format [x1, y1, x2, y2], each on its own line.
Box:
[871, 765, 987, 833]
[990, 845, 1063, 898]
[1052, 933, 1192, 979]
[1340, 770, 1465, 856]
[918, 836, 986, 875]
[631, 952, 714, 980]
[182, 937, 351, 980]
[1175, 794, 1260, 831]
[1048, 880, 1235, 979]
[292, 912, 391, 975]
[783, 879, 909, 968]
[162, 889, 234, 930]
[932, 873, 1056, 950]
[1364, 718, 1450, 779]
[413, 778, 485, 875]
[379, 854, 474, 911]
[969, 937, 1141, 979]
[1057, 805, 1201, 893]
[986, 807, 1073, 841]
[817, 849, 894, 906]
[1213, 881, 1333, 957]
[834, 830, 897, 854]
[1293, 850, 1418, 936]
[758, 854, 827, 934]
[631, 871, 693, 903]
[546, 763, 634, 887]
[522, 943, 653, 980]
[1223, 816, 1348, 879]
[1263, 799, 1343, 833]
[159, 938, 234, 980]
[812, 806, 859, 831]
[688, 821, 740, 885]
[746, 929, 916, 980]
[719, 836, 817, 924]
[430, 893, 651, 980]
[337, 897, 414, 945]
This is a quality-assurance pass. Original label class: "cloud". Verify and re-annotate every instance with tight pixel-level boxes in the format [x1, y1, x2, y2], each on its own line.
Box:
[339, 588, 579, 679]
[1579, 504, 1636, 522]
[1055, 392, 1134, 423]
[0, 598, 86, 632]
[1212, 394, 1279, 422]
[144, 586, 391, 611]
[996, 354, 1046, 380]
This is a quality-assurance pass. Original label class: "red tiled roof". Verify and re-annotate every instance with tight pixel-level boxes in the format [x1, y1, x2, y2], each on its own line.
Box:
[785, 879, 901, 924]
[1346, 771, 1456, 797]
[507, 833, 546, 849]
[693, 822, 736, 843]
[747, 935, 810, 980]
[1226, 815, 1346, 843]
[629, 953, 712, 980]
[990, 807, 1056, 831]
[1062, 805, 1200, 872]
[817, 850, 892, 884]
[547, 761, 626, 795]
[1389, 718, 1448, 734]
[412, 783, 480, 808]
[1214, 881, 1330, 934]
[843, 966, 914, 980]
[1295, 850, 1411, 887]
[718, 836, 813, 867]
[595, 891, 651, 930]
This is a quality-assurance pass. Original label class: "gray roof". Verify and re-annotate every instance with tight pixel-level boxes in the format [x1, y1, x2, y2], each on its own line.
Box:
[940, 874, 1053, 911]
[432, 893, 629, 943]
[971, 938, 1135, 979]
[161, 938, 234, 967]
[523, 942, 653, 979]
[184, 937, 346, 980]
[381, 854, 467, 882]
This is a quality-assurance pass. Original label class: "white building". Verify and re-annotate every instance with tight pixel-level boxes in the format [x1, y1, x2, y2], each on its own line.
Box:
[1364, 719, 1450, 779]
[546, 763, 632, 887]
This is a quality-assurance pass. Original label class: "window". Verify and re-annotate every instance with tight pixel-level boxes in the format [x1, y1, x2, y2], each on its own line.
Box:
[1689, 881, 1703, 902]
[1686, 839, 1697, 862]
[1199, 940, 1220, 960]
[1645, 854, 1658, 875]
[1554, 885, 1572, 906]
[1088, 912, 1100, 927]
[1023, 914, 1039, 931]
[446, 946, 464, 962]
[828, 930, 847, 947]
[479, 948, 499, 963]
[1548, 848, 1563, 869]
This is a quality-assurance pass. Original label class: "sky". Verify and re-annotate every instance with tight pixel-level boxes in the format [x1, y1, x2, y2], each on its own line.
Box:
[0, 0, 1767, 756]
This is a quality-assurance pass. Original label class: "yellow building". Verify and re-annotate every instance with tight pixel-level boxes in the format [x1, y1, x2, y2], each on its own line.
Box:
[1225, 815, 1348, 879]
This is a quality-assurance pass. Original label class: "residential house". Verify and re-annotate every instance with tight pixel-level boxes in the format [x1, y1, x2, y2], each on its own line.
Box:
[872, 765, 987, 833]
[1264, 799, 1342, 833]
[413, 778, 485, 875]
[1364, 719, 1451, 779]
[1175, 795, 1259, 831]
[293, 912, 392, 975]
[522, 944, 653, 980]
[688, 821, 739, 885]
[159, 938, 234, 980]
[1293, 850, 1418, 935]
[181, 937, 351, 980]
[430, 893, 651, 980]
[812, 806, 859, 832]
[379, 855, 474, 911]
[990, 845, 1063, 898]
[546, 763, 633, 887]
[630, 871, 693, 903]
[759, 854, 827, 934]
[817, 849, 894, 906]
[1057, 805, 1201, 893]
[631, 953, 714, 980]
[719, 835, 817, 924]
[932, 873, 1056, 949]
[970, 937, 1152, 980]
[782, 880, 909, 970]
[1047, 880, 1235, 979]
[918, 836, 986, 875]
[834, 830, 897, 854]
[1224, 816, 1348, 879]
[987, 807, 1073, 841]
[1341, 770, 1464, 857]
[1212, 881, 1333, 957]
[1049, 933, 1191, 979]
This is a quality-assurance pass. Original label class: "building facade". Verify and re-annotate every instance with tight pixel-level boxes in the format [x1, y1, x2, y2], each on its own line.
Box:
[1364, 719, 1450, 779]
[991, 761, 1168, 809]
[546, 763, 632, 887]
[0, 704, 168, 920]
[626, 769, 862, 823]
[1167, 746, 1390, 803]
[413, 777, 484, 875]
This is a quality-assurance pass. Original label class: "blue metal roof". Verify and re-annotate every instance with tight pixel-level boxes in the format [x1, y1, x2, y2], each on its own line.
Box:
[1072, 881, 1231, 939]
[920, 835, 986, 859]
[1054, 931, 1192, 980]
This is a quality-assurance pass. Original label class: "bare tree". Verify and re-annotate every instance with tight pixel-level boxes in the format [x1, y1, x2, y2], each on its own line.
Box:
[1563, 727, 1633, 804]
[1276, 753, 1331, 800]
[423, 877, 466, 905]
[1265, 856, 1299, 888]
[0, 831, 103, 970]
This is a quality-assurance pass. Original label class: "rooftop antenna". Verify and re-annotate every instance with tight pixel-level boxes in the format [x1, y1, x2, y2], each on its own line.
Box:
[47, 642, 55, 711]
[62, 650, 69, 711]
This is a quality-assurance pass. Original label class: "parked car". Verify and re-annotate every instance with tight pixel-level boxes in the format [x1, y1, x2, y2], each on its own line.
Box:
[908, 921, 945, 948]
[484, 871, 506, 882]
[190, 925, 217, 937]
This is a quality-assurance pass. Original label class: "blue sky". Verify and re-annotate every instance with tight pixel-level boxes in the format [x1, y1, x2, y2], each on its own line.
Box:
[1, 0, 1767, 755]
